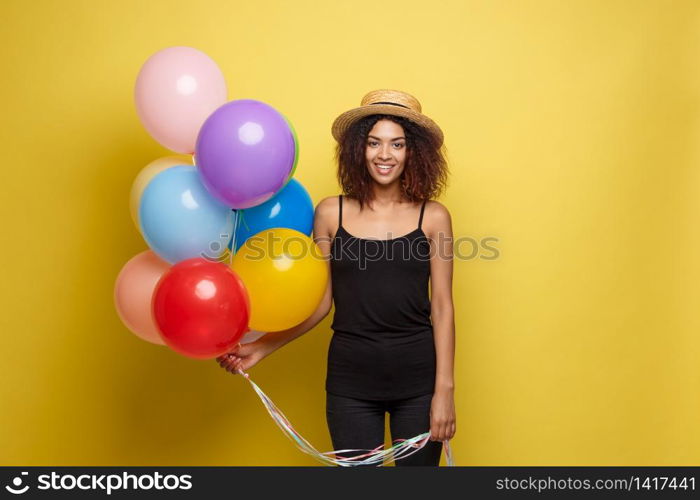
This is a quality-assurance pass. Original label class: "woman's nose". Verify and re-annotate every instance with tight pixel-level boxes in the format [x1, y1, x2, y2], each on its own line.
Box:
[379, 145, 393, 159]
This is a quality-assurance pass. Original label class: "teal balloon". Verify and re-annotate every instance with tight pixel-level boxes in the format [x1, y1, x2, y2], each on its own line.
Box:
[228, 178, 313, 253]
[140, 165, 234, 264]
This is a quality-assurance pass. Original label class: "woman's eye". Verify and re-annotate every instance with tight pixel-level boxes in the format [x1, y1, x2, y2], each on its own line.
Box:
[393, 143, 404, 148]
[369, 141, 379, 146]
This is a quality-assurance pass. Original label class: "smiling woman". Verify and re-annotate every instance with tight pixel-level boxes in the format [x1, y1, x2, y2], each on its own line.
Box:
[218, 89, 456, 467]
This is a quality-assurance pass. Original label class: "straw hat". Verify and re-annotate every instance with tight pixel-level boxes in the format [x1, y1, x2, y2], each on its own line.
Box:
[331, 89, 444, 147]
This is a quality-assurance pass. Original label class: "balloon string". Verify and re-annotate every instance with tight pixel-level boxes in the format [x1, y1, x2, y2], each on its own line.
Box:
[229, 210, 239, 266]
[240, 210, 251, 232]
[234, 368, 454, 466]
[229, 209, 252, 263]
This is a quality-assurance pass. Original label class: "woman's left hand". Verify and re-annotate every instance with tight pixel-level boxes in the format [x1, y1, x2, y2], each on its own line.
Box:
[429, 388, 456, 442]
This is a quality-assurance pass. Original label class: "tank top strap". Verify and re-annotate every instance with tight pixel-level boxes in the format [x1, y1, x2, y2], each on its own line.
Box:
[338, 194, 343, 227]
[418, 200, 427, 230]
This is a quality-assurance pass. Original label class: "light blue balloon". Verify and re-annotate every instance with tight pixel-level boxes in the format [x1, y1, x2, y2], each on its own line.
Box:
[228, 178, 313, 253]
[140, 165, 234, 264]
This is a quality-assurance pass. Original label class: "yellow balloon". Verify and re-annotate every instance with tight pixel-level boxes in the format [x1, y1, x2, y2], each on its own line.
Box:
[231, 228, 328, 332]
[129, 155, 193, 228]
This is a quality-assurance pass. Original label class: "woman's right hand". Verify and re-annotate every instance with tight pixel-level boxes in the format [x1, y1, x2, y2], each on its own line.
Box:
[216, 338, 270, 375]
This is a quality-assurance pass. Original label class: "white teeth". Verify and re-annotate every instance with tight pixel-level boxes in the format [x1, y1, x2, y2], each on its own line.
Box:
[377, 164, 394, 170]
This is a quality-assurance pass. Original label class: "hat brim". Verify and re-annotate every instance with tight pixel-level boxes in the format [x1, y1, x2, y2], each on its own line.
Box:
[331, 105, 444, 147]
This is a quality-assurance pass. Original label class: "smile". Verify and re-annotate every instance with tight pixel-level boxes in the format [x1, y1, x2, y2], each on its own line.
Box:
[375, 163, 396, 173]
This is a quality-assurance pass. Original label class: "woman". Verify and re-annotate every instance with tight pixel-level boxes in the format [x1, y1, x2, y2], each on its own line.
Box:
[217, 89, 456, 466]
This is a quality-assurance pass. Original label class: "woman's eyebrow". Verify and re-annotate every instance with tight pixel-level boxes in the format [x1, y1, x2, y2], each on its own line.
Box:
[368, 135, 406, 141]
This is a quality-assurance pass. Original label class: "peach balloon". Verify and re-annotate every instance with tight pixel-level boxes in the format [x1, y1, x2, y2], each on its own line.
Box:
[129, 155, 193, 229]
[114, 250, 171, 345]
[134, 46, 227, 154]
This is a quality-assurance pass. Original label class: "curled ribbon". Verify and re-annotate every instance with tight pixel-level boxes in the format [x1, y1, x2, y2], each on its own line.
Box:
[235, 367, 454, 466]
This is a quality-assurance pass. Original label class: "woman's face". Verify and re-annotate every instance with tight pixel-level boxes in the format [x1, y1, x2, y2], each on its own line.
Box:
[365, 119, 407, 186]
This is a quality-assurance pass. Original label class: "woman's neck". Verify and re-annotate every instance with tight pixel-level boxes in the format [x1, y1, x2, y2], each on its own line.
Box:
[369, 181, 405, 207]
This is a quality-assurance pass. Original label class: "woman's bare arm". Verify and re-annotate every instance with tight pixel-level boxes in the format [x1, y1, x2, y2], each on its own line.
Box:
[425, 200, 457, 441]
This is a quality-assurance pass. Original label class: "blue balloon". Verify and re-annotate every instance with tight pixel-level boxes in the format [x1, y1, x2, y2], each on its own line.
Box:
[140, 165, 234, 264]
[228, 178, 313, 253]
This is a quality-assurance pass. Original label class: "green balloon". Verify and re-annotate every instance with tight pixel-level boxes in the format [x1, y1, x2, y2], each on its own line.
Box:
[282, 113, 299, 187]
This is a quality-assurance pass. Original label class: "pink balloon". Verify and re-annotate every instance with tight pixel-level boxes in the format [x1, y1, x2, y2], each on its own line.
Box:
[114, 250, 171, 345]
[135, 46, 227, 154]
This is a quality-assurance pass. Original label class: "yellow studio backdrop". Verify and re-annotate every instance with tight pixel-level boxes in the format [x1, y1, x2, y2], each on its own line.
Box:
[1, 0, 699, 466]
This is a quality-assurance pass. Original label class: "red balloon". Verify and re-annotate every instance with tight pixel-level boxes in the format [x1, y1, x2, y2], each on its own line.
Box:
[153, 258, 250, 359]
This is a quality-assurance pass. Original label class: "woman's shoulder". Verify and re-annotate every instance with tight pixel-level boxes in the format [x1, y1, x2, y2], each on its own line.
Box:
[315, 195, 340, 216]
[422, 200, 452, 235]
[424, 199, 451, 218]
[313, 195, 341, 236]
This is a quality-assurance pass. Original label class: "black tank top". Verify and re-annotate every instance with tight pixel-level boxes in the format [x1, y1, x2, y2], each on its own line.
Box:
[326, 194, 436, 400]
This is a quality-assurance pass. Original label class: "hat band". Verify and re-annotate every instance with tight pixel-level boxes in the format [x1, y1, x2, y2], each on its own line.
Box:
[370, 101, 410, 109]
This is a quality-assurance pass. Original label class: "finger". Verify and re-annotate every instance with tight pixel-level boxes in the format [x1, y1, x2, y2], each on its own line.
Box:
[224, 356, 239, 367]
[437, 422, 447, 442]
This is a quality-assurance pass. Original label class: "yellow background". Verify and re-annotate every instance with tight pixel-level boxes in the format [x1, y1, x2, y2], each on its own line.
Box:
[1, 0, 699, 465]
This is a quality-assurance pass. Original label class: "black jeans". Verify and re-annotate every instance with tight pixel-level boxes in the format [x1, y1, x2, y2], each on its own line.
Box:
[325, 391, 443, 466]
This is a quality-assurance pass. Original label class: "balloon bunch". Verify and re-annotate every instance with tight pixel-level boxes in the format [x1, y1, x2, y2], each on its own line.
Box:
[114, 46, 327, 359]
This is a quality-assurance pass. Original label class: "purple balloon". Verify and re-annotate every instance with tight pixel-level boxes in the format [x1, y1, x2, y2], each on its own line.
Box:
[195, 99, 296, 209]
